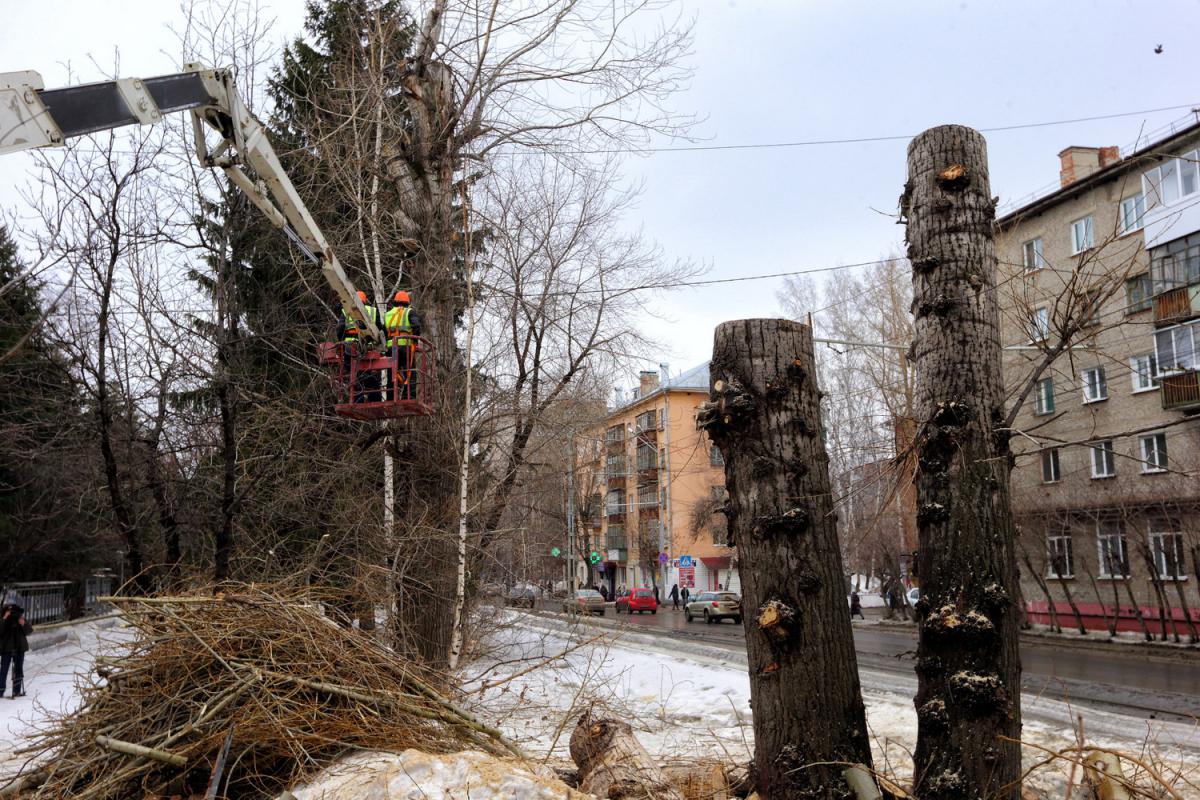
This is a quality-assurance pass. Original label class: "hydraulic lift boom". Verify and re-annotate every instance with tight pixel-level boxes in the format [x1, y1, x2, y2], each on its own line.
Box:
[0, 64, 384, 345]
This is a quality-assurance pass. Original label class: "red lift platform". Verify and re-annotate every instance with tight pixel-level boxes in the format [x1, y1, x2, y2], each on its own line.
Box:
[317, 338, 435, 420]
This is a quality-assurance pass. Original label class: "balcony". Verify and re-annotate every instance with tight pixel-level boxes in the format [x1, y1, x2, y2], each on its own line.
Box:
[1160, 370, 1200, 411]
[605, 424, 625, 448]
[1153, 286, 1200, 326]
[606, 532, 627, 550]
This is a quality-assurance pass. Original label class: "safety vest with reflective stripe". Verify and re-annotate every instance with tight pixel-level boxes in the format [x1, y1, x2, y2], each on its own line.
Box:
[342, 305, 379, 343]
[385, 305, 413, 347]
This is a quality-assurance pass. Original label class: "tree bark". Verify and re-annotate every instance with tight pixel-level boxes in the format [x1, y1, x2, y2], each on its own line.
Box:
[699, 318, 872, 799]
[902, 125, 1022, 800]
[569, 710, 685, 800]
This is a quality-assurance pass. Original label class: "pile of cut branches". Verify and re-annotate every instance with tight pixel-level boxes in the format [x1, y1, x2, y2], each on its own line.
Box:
[7, 586, 518, 800]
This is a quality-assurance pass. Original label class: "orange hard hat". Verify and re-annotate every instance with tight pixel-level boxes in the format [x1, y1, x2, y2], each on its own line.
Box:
[393, 290, 411, 304]
[356, 290, 368, 302]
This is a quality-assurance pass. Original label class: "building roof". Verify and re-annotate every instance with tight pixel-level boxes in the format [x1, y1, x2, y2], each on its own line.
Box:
[997, 116, 1200, 230]
[666, 362, 710, 390]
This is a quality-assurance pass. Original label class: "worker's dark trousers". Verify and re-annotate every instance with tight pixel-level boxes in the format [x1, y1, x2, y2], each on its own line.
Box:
[0, 651, 25, 696]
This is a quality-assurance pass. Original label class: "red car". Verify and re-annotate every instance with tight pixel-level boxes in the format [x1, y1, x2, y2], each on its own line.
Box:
[615, 587, 658, 615]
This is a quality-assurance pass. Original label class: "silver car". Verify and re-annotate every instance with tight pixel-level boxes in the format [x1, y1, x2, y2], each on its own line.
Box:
[684, 591, 741, 624]
[562, 589, 606, 615]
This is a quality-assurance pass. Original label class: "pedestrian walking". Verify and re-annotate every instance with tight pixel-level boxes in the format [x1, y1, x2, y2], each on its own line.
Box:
[669, 583, 680, 610]
[850, 591, 865, 620]
[680, 586, 690, 607]
[1, 594, 33, 698]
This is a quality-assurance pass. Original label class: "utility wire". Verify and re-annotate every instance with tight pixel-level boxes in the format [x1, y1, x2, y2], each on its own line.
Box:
[516, 103, 1200, 156]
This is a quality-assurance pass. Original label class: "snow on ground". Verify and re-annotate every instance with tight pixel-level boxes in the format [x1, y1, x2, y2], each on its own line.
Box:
[466, 612, 1200, 796]
[0, 618, 131, 783]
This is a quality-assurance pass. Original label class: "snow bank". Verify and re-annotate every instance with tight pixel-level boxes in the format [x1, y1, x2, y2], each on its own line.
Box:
[290, 750, 587, 799]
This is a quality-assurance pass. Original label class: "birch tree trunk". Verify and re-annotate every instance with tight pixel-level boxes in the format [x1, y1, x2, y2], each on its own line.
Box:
[902, 125, 1022, 800]
[699, 318, 872, 799]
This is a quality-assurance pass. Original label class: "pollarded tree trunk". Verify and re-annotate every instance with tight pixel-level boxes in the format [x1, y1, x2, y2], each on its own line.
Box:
[699, 318, 872, 799]
[902, 126, 1022, 800]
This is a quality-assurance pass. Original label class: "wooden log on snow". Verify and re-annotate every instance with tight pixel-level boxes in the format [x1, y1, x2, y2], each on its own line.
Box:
[569, 711, 685, 800]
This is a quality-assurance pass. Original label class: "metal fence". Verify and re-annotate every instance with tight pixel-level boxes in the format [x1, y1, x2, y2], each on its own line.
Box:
[2, 581, 73, 624]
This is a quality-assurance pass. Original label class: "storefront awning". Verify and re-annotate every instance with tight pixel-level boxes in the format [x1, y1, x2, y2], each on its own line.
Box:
[699, 556, 731, 570]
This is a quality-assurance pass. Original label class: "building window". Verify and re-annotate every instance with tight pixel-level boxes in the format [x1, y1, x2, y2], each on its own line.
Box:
[1022, 238, 1044, 272]
[1144, 152, 1200, 210]
[1096, 520, 1129, 578]
[1149, 231, 1200, 295]
[606, 424, 625, 443]
[1125, 273, 1152, 313]
[1154, 322, 1197, 373]
[1046, 531, 1074, 578]
[1029, 307, 1051, 342]
[1120, 193, 1146, 234]
[709, 446, 724, 467]
[1080, 367, 1108, 403]
[1130, 354, 1158, 392]
[636, 443, 658, 470]
[1139, 432, 1168, 473]
[605, 489, 625, 515]
[1089, 440, 1116, 478]
[1033, 377, 1055, 415]
[1040, 448, 1061, 483]
[1071, 215, 1094, 254]
[1149, 527, 1186, 580]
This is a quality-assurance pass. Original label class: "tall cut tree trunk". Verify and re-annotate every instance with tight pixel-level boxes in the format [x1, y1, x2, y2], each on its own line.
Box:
[902, 125, 1021, 800]
[699, 318, 872, 799]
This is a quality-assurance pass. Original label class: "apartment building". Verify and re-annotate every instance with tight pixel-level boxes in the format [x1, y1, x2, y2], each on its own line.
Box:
[996, 116, 1200, 633]
[574, 364, 738, 596]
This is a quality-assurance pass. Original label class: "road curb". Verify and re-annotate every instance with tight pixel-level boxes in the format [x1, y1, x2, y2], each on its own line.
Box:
[869, 618, 1199, 661]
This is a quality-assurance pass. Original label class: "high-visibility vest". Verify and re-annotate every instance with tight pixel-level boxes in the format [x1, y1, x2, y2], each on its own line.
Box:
[342, 305, 379, 343]
[385, 305, 413, 347]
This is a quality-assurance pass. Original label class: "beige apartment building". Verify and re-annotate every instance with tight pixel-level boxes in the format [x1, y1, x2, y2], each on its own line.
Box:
[574, 364, 739, 596]
[996, 116, 1200, 634]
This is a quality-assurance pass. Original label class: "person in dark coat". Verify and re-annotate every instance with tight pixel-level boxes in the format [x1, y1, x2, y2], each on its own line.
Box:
[1, 594, 33, 698]
[669, 583, 680, 610]
[850, 591, 865, 620]
[680, 586, 690, 607]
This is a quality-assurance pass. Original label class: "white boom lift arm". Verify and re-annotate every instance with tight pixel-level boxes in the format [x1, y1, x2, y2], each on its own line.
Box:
[0, 64, 384, 344]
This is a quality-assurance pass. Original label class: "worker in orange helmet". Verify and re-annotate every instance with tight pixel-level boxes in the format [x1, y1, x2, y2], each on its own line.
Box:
[384, 290, 422, 400]
[336, 290, 383, 403]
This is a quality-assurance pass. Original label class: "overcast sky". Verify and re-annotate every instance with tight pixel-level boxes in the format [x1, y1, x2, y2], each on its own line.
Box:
[2, 0, 1197, 385]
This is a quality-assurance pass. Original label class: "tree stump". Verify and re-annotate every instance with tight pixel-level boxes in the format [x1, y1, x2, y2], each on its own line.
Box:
[902, 125, 1022, 799]
[568, 711, 685, 800]
[699, 319, 872, 798]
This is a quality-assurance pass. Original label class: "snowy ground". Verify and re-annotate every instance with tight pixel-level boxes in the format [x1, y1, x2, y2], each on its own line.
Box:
[3, 613, 1197, 797]
[0, 618, 131, 783]
[465, 612, 1200, 796]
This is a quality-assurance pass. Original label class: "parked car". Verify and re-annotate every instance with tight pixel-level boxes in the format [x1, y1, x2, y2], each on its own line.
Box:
[615, 587, 658, 615]
[562, 589, 605, 615]
[906, 587, 920, 607]
[684, 591, 741, 624]
[505, 585, 538, 608]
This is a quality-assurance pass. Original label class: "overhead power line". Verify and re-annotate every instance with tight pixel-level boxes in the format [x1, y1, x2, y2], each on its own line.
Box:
[523, 103, 1200, 156]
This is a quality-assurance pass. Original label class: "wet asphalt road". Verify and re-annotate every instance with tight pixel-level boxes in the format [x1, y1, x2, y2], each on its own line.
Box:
[531, 599, 1200, 722]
